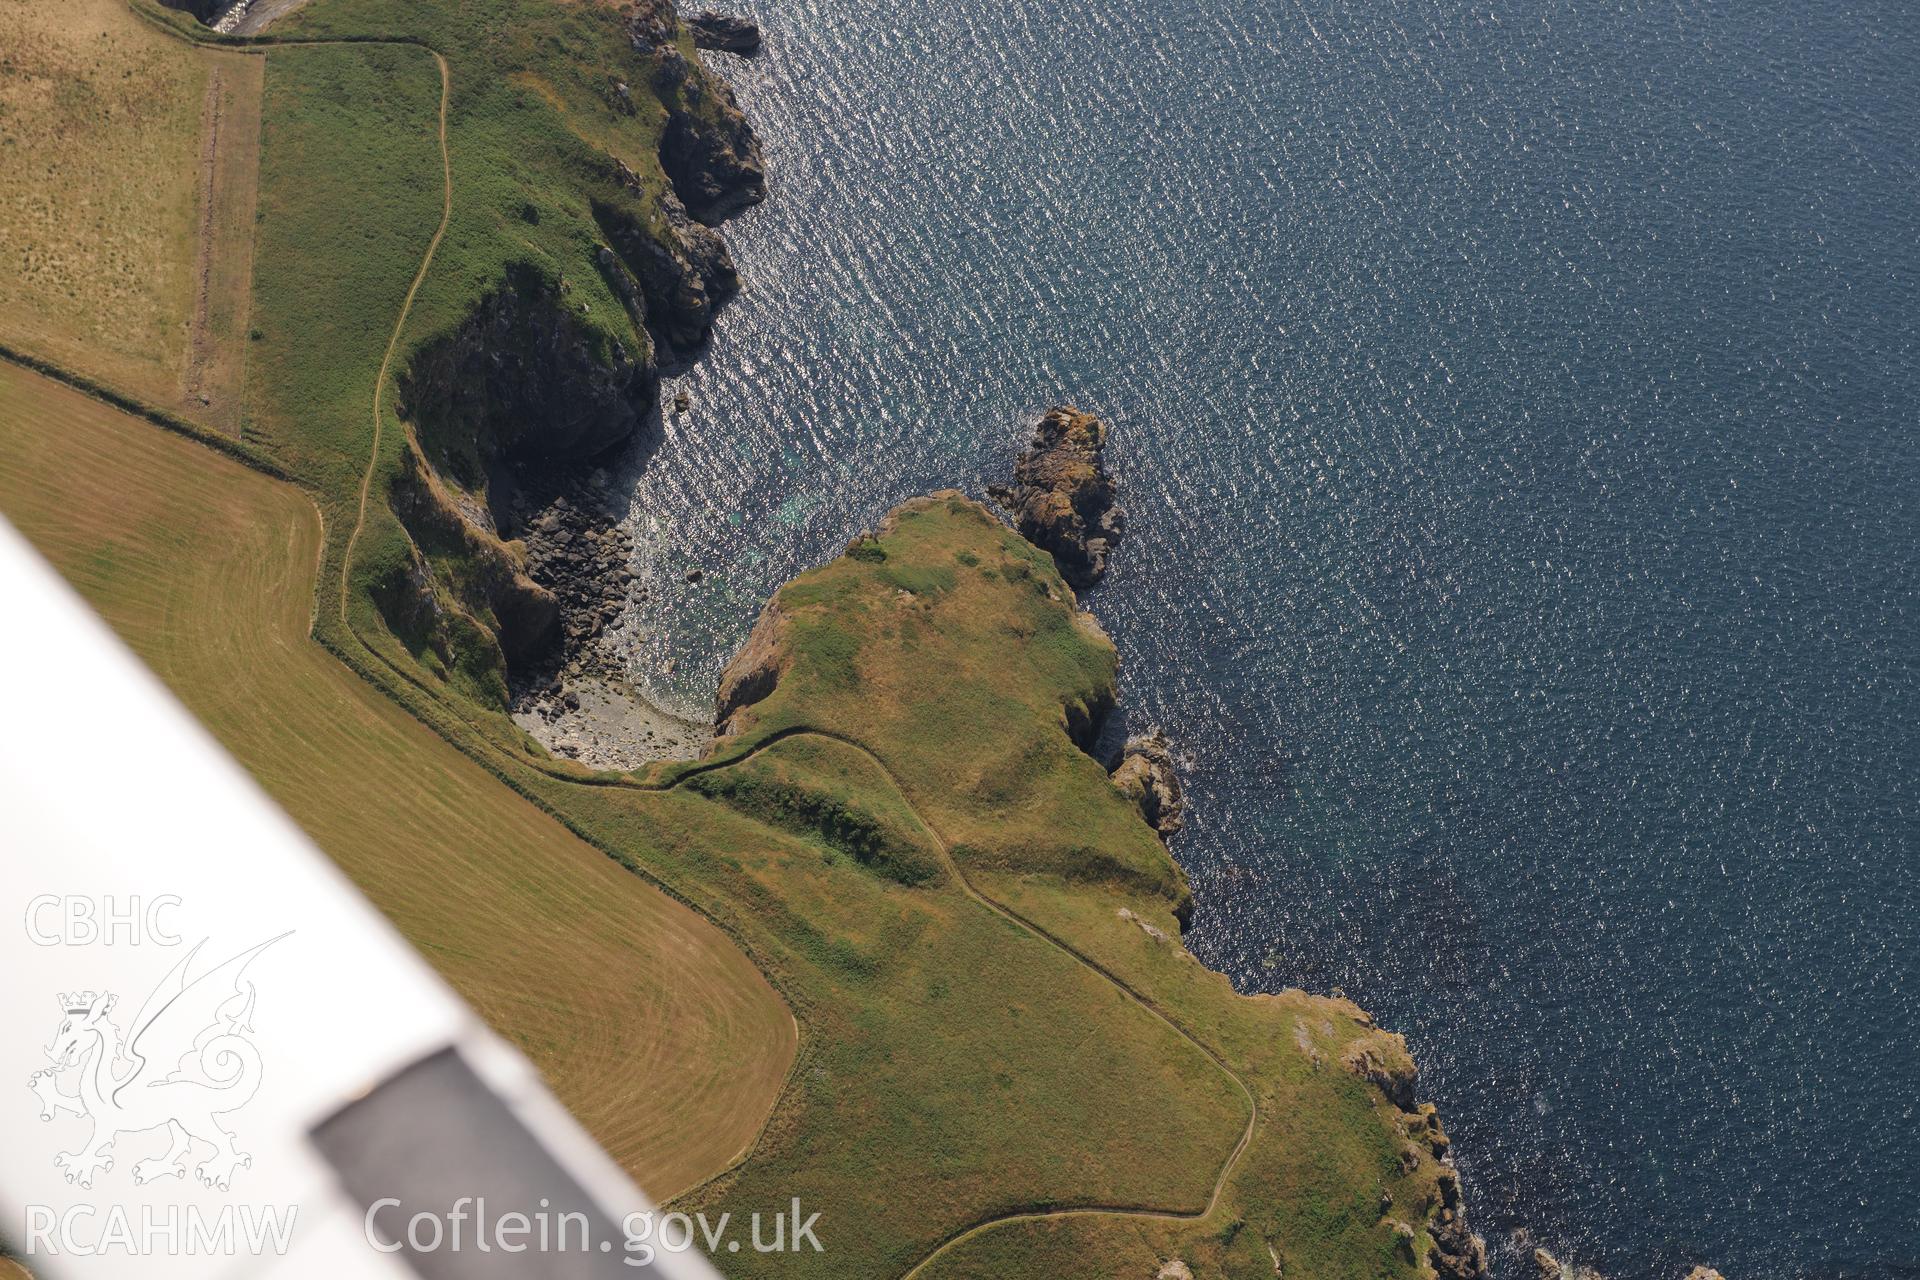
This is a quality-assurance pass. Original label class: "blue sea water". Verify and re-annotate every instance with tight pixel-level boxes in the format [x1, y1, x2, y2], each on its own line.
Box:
[612, 1, 1920, 1274]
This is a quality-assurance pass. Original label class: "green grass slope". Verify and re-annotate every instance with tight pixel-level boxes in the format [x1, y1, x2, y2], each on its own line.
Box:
[235, 0, 758, 712]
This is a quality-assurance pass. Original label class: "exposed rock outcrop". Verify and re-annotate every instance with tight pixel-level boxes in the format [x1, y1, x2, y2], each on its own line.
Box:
[511, 479, 638, 659]
[659, 87, 766, 225]
[1429, 1157, 1489, 1280]
[637, 5, 768, 224]
[713, 597, 790, 738]
[1339, 1035, 1418, 1112]
[594, 159, 741, 362]
[989, 406, 1126, 591]
[1110, 730, 1186, 839]
[687, 11, 762, 54]
[1324, 1027, 1488, 1280]
[499, 466, 706, 763]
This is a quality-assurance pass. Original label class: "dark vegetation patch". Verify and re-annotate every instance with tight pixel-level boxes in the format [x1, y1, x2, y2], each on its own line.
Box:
[688, 767, 940, 887]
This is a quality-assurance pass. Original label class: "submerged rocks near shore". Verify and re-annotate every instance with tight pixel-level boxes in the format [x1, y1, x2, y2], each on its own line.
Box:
[989, 405, 1126, 591]
[1529, 1247, 1729, 1280]
[1532, 1248, 1608, 1280]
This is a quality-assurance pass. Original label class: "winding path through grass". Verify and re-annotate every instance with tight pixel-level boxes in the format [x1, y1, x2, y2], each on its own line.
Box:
[340, 43, 451, 629]
[666, 727, 1263, 1279]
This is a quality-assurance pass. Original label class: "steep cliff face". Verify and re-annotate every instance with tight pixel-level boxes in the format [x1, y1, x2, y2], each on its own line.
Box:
[382, 1, 767, 703]
[370, 448, 559, 703]
[627, 0, 768, 224]
[592, 159, 741, 363]
[157, 0, 222, 22]
[1427, 1126, 1491, 1280]
[400, 265, 654, 483]
[713, 597, 788, 736]
[387, 261, 655, 692]
[1111, 731, 1187, 839]
[658, 90, 765, 225]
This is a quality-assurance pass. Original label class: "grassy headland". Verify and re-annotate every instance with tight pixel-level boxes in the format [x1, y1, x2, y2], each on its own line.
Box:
[640, 496, 1462, 1278]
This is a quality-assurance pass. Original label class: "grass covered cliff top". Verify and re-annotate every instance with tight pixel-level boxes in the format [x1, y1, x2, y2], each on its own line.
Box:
[647, 492, 1470, 1278]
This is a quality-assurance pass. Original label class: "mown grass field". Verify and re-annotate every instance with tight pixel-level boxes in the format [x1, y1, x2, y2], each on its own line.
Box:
[186, 52, 265, 434]
[0, 363, 795, 1199]
[0, 0, 257, 416]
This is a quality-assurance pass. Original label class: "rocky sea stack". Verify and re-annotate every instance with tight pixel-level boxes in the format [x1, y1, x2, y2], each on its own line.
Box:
[989, 405, 1126, 591]
[687, 10, 763, 54]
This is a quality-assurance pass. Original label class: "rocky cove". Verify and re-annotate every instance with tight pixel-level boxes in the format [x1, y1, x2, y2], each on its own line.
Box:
[363, 5, 1594, 1276]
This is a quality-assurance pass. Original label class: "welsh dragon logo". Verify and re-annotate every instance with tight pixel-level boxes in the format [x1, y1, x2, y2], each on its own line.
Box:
[26, 936, 287, 1191]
